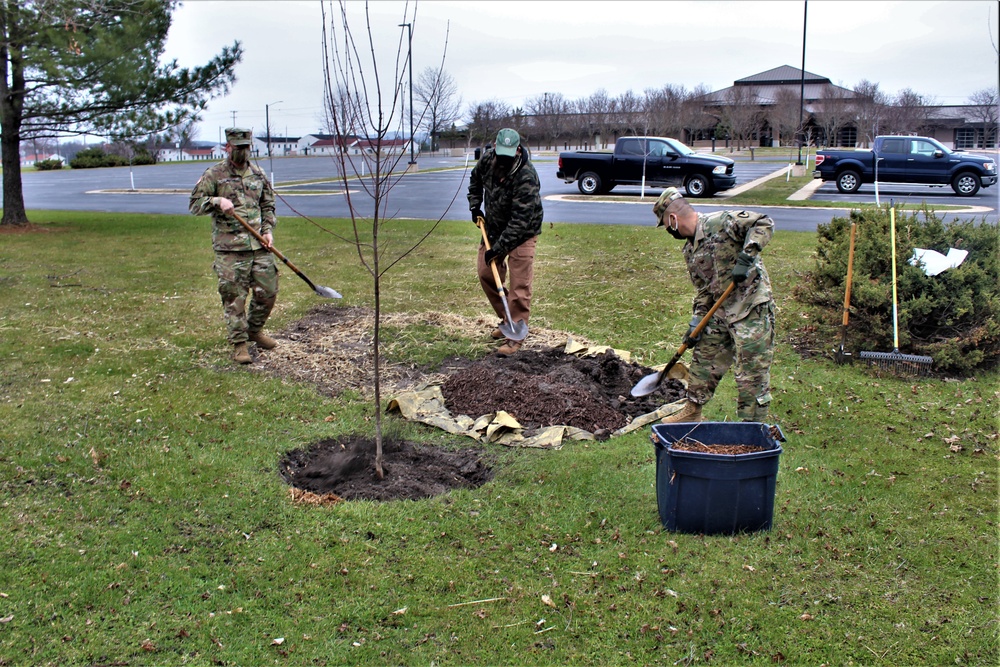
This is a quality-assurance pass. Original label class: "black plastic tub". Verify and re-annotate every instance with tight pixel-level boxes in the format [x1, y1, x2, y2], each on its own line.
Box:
[650, 421, 785, 535]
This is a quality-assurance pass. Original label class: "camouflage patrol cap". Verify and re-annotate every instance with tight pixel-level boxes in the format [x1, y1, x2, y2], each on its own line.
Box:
[225, 127, 253, 146]
[494, 128, 520, 157]
[653, 187, 684, 226]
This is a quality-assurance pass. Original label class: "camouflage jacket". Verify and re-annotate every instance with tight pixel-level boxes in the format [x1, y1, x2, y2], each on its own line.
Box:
[467, 147, 543, 256]
[189, 159, 277, 252]
[682, 209, 774, 322]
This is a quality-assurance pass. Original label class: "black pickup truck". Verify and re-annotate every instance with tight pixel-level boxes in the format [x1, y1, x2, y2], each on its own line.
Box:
[557, 136, 736, 197]
[813, 135, 998, 196]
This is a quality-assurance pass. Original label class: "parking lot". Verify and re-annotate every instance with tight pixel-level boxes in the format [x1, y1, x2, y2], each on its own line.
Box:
[13, 153, 998, 229]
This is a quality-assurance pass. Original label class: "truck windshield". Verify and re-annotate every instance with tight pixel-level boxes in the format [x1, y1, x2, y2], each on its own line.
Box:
[663, 138, 695, 156]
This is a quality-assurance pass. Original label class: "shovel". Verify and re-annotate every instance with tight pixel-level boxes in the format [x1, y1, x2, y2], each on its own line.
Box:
[630, 282, 736, 398]
[477, 216, 528, 341]
[231, 212, 342, 299]
[835, 222, 857, 364]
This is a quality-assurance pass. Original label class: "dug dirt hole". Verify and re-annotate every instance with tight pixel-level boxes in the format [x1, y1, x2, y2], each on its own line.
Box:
[268, 306, 684, 503]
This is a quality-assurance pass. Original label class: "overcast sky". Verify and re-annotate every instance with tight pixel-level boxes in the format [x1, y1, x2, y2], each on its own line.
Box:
[163, 0, 1000, 142]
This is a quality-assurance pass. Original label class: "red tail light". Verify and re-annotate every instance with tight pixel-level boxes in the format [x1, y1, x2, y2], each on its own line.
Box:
[815, 154, 826, 166]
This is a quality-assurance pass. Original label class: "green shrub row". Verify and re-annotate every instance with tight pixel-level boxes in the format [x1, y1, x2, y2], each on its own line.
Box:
[69, 146, 156, 168]
[798, 206, 1000, 375]
[33, 158, 64, 170]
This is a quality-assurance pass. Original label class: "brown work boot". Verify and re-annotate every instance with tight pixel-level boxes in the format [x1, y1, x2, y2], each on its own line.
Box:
[248, 331, 277, 349]
[497, 338, 523, 357]
[490, 326, 504, 340]
[660, 401, 703, 423]
[233, 342, 252, 365]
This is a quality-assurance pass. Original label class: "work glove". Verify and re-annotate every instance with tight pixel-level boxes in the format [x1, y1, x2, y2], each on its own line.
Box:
[484, 248, 503, 266]
[683, 314, 704, 347]
[731, 251, 754, 283]
[471, 208, 485, 225]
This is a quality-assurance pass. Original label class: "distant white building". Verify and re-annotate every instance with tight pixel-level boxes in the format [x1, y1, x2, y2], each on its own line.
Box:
[155, 144, 224, 162]
[21, 153, 66, 167]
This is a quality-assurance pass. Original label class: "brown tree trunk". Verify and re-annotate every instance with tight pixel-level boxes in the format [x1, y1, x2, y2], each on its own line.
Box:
[1, 120, 28, 227]
[0, 2, 29, 228]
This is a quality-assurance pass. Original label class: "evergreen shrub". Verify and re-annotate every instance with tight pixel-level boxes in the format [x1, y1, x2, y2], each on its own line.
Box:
[796, 206, 999, 375]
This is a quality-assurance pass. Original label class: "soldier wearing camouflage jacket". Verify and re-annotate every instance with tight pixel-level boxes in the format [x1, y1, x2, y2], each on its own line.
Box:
[467, 128, 543, 356]
[189, 127, 279, 364]
[653, 187, 775, 422]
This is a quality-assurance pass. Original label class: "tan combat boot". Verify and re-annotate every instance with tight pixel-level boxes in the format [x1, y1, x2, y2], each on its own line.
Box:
[497, 338, 523, 357]
[233, 342, 252, 365]
[660, 401, 703, 424]
[248, 331, 277, 349]
[490, 327, 505, 340]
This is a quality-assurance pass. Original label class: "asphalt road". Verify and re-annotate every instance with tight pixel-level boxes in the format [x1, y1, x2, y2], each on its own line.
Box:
[12, 154, 998, 230]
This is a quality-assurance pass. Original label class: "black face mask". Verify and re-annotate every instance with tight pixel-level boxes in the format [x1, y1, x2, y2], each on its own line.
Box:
[231, 147, 250, 165]
[495, 154, 514, 172]
[666, 226, 686, 241]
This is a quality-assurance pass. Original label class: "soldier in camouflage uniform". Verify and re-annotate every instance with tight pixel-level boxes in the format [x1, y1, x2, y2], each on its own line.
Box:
[468, 128, 544, 356]
[189, 128, 279, 365]
[653, 187, 775, 422]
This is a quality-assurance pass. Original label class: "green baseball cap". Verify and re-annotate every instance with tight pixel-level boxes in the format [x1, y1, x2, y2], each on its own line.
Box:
[225, 127, 253, 146]
[494, 128, 520, 157]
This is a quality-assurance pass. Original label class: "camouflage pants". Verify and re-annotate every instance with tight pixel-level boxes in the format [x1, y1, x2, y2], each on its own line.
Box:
[685, 301, 775, 421]
[213, 250, 278, 344]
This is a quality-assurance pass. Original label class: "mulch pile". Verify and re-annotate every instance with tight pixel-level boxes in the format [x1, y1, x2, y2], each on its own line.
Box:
[439, 347, 684, 434]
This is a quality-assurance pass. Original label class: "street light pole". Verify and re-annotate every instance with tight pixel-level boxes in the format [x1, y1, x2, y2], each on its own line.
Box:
[265, 100, 283, 184]
[797, 0, 808, 166]
[399, 22, 416, 168]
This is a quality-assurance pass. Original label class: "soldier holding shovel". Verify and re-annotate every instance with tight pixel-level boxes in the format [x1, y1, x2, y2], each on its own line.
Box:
[190, 127, 279, 365]
[468, 128, 544, 356]
[653, 187, 776, 423]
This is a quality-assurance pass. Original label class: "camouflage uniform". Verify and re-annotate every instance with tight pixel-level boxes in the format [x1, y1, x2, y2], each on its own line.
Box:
[467, 142, 543, 327]
[681, 209, 775, 421]
[189, 131, 278, 345]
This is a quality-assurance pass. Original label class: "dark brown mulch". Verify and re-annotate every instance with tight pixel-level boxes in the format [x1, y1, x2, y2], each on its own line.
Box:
[439, 347, 685, 434]
[279, 436, 493, 501]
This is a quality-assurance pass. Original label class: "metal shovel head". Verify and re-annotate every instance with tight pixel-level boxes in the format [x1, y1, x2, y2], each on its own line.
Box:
[630, 360, 688, 398]
[629, 370, 662, 398]
[314, 285, 343, 299]
[499, 319, 528, 341]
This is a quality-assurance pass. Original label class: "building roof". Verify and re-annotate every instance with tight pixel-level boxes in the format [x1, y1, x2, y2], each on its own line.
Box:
[700, 66, 856, 106]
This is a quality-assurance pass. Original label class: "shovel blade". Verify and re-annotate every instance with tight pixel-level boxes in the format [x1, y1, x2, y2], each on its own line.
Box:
[629, 370, 662, 398]
[314, 285, 343, 299]
[499, 319, 528, 342]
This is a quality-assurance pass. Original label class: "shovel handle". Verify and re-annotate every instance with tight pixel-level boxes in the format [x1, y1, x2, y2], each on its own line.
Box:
[652, 281, 736, 388]
[231, 211, 302, 272]
[476, 216, 507, 295]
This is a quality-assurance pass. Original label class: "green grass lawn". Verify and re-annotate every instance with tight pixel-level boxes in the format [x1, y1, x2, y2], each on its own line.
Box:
[0, 211, 996, 666]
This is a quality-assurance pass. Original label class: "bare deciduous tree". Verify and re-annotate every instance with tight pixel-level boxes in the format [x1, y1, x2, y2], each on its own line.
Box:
[967, 87, 999, 147]
[813, 84, 852, 147]
[465, 99, 512, 148]
[851, 79, 888, 147]
[319, 0, 457, 478]
[413, 66, 462, 153]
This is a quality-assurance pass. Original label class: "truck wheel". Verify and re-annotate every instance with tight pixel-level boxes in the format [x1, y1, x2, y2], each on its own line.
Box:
[578, 172, 603, 195]
[836, 170, 862, 194]
[951, 172, 980, 196]
[685, 174, 711, 198]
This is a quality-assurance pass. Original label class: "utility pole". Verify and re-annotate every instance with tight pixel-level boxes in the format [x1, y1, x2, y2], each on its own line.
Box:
[266, 100, 283, 184]
[399, 22, 416, 170]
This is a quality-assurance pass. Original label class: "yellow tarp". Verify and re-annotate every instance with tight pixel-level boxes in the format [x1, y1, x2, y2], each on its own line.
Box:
[386, 339, 688, 449]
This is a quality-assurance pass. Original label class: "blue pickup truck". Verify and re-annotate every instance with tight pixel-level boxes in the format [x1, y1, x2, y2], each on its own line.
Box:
[557, 136, 736, 197]
[813, 135, 998, 196]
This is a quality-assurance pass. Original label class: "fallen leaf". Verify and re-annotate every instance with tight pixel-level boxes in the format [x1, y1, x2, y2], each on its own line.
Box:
[541, 594, 556, 608]
[272, 637, 285, 646]
[800, 613, 814, 621]
[391, 607, 407, 616]
[0, 615, 13, 623]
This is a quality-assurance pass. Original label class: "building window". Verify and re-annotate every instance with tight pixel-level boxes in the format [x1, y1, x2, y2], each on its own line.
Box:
[979, 127, 997, 149]
[837, 127, 857, 147]
[955, 128, 976, 150]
